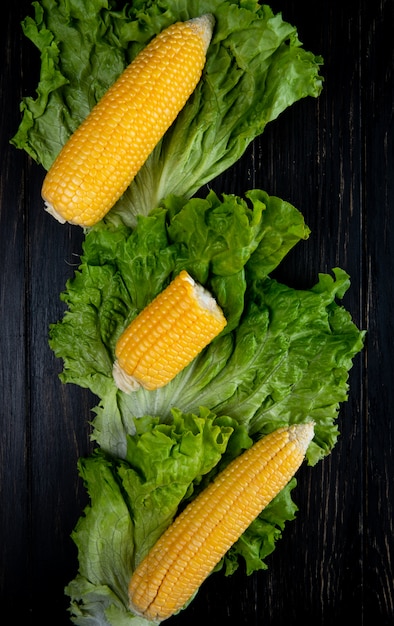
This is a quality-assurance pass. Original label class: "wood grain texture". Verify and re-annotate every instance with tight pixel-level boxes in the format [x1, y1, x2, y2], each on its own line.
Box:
[1, 0, 392, 623]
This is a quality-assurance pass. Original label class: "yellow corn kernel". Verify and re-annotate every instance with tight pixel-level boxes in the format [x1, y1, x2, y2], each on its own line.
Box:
[128, 422, 314, 621]
[113, 270, 227, 392]
[41, 15, 214, 227]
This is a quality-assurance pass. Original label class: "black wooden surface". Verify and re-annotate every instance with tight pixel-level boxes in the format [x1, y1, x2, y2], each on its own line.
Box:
[1, 0, 393, 623]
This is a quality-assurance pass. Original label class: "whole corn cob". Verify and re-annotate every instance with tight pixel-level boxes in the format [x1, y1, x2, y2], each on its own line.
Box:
[113, 270, 227, 392]
[128, 422, 314, 622]
[41, 15, 214, 227]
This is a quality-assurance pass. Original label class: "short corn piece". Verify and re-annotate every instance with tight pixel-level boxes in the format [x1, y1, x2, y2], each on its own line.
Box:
[113, 270, 227, 392]
[41, 15, 214, 227]
[128, 422, 314, 621]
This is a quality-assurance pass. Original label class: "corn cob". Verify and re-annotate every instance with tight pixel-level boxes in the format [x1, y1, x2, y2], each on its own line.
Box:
[128, 422, 314, 621]
[113, 270, 227, 392]
[41, 15, 214, 227]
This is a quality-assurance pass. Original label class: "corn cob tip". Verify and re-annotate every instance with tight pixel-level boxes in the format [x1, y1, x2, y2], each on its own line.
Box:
[188, 14, 215, 52]
[288, 421, 315, 455]
[112, 359, 141, 393]
[44, 200, 67, 224]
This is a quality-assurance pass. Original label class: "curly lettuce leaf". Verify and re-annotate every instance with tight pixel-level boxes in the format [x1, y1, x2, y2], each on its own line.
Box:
[49, 190, 364, 466]
[11, 0, 323, 224]
[66, 408, 299, 625]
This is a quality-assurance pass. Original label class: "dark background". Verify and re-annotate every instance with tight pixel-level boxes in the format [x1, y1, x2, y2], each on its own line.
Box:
[1, 0, 393, 623]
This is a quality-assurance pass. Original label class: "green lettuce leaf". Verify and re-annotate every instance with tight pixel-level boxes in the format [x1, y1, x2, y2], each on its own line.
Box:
[49, 190, 364, 467]
[11, 0, 323, 225]
[66, 408, 299, 625]
[48, 189, 364, 623]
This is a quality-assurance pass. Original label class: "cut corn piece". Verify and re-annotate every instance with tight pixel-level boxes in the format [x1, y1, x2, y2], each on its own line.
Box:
[128, 422, 314, 621]
[42, 15, 215, 227]
[113, 270, 227, 392]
